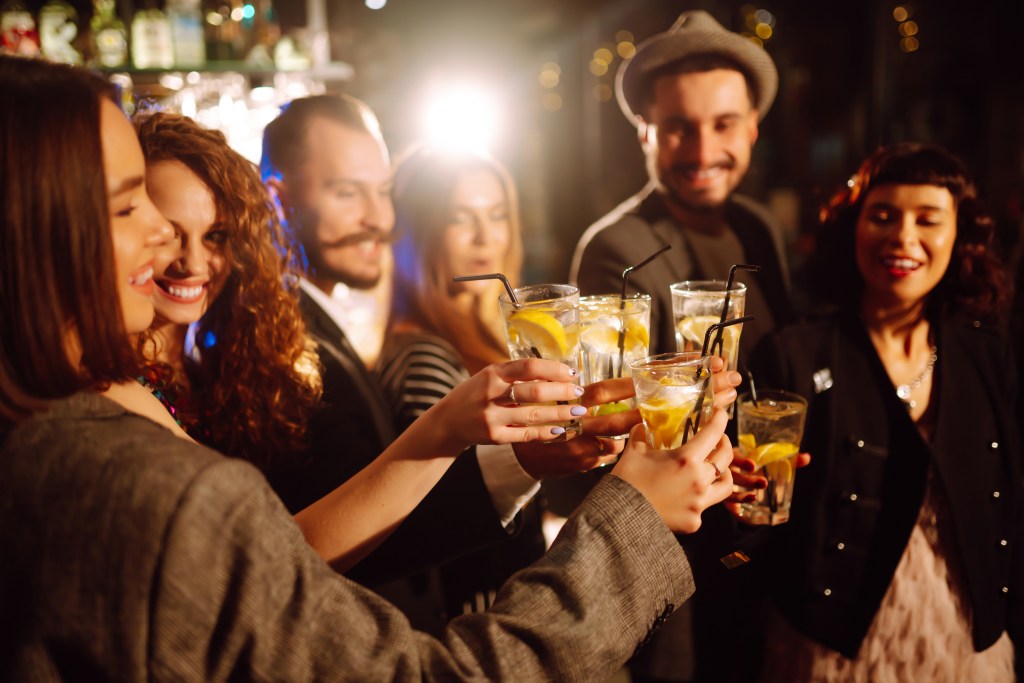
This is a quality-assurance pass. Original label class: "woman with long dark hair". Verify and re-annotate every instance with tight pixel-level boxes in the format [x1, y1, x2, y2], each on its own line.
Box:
[0, 56, 742, 681]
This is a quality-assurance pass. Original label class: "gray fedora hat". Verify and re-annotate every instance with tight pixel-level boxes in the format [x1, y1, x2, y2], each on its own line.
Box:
[616, 10, 778, 125]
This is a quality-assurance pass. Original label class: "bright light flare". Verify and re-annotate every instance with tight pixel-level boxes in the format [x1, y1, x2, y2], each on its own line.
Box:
[421, 83, 500, 153]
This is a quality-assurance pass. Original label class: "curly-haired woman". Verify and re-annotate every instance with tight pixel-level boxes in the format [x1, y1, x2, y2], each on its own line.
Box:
[135, 112, 321, 476]
[746, 143, 1022, 680]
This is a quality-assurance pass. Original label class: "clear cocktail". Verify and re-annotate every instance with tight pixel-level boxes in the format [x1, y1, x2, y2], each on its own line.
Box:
[630, 352, 713, 449]
[670, 280, 746, 373]
[579, 294, 651, 416]
[736, 389, 807, 525]
[498, 283, 582, 440]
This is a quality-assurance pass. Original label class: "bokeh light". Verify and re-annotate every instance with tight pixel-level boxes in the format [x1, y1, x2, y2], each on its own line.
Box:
[617, 41, 636, 59]
[900, 36, 919, 52]
[542, 92, 563, 111]
[614, 29, 634, 43]
[366, 0, 387, 9]
[593, 84, 613, 102]
[755, 23, 773, 39]
[593, 47, 613, 64]
[589, 59, 609, 76]
[893, 6, 909, 22]
[898, 20, 919, 37]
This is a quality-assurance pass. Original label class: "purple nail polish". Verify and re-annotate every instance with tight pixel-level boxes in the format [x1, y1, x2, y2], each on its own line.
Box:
[550, 426, 566, 435]
[573, 386, 585, 397]
[570, 405, 587, 416]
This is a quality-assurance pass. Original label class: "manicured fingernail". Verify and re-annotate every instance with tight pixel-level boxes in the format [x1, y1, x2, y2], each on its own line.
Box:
[573, 386, 585, 397]
[550, 426, 566, 435]
[756, 479, 767, 489]
[567, 367, 578, 376]
[570, 405, 587, 416]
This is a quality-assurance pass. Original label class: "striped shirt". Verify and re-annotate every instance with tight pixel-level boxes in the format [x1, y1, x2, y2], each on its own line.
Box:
[377, 331, 471, 432]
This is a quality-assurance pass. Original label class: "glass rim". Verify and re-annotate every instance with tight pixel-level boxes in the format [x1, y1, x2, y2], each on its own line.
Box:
[579, 292, 652, 302]
[737, 389, 807, 407]
[669, 280, 748, 294]
[630, 350, 708, 372]
[498, 283, 579, 305]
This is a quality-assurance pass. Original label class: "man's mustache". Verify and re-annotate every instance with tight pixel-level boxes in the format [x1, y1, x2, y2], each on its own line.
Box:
[320, 230, 398, 250]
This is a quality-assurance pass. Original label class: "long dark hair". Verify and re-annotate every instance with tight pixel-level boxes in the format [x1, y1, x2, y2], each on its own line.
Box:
[812, 143, 1009, 324]
[1, 56, 140, 427]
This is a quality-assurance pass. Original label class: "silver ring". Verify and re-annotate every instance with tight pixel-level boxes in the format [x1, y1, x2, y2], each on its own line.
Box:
[507, 384, 519, 405]
[709, 460, 722, 479]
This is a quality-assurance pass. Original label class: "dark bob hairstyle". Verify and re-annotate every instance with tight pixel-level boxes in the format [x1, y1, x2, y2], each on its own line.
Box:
[810, 142, 1009, 324]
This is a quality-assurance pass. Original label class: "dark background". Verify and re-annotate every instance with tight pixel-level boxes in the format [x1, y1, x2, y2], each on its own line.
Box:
[38, 0, 1024, 297]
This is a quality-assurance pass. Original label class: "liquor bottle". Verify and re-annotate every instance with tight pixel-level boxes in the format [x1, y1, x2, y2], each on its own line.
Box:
[90, 0, 127, 68]
[131, 1, 173, 69]
[0, 0, 41, 57]
[39, 0, 82, 64]
[245, 0, 278, 67]
[167, 0, 205, 68]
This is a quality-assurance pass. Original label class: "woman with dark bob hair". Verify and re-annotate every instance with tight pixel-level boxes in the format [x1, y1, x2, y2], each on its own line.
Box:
[745, 143, 1022, 680]
[0, 55, 741, 681]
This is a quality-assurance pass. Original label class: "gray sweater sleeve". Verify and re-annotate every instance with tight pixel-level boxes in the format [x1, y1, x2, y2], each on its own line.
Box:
[150, 458, 695, 682]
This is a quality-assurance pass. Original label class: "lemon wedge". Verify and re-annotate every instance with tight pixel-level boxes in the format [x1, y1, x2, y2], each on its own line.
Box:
[738, 433, 757, 454]
[678, 315, 740, 354]
[582, 321, 649, 355]
[509, 309, 569, 359]
[639, 397, 696, 449]
[752, 441, 798, 468]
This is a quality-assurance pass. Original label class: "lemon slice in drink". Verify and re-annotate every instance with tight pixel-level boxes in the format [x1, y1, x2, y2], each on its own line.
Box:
[509, 310, 569, 358]
[678, 315, 740, 354]
[639, 396, 696, 449]
[753, 441, 798, 467]
[624, 318, 650, 351]
[738, 433, 757, 454]
[753, 441, 798, 483]
[582, 321, 649, 355]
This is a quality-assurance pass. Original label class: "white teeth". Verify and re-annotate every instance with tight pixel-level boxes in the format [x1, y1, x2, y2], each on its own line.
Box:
[166, 284, 204, 300]
[882, 257, 920, 270]
[130, 267, 153, 286]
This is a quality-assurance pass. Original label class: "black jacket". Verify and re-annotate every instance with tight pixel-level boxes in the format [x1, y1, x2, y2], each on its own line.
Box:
[748, 312, 1024, 660]
[267, 289, 510, 583]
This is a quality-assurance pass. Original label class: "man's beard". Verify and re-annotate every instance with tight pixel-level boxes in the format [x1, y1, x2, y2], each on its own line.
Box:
[648, 155, 735, 214]
[292, 209, 395, 290]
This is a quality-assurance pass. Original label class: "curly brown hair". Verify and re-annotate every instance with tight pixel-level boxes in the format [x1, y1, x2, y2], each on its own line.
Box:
[135, 112, 321, 472]
[812, 142, 1010, 324]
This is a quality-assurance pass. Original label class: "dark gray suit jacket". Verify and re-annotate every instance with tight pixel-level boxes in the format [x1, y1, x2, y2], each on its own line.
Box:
[0, 393, 696, 681]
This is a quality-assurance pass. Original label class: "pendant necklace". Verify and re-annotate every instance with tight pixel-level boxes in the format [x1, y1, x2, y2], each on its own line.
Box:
[895, 345, 938, 411]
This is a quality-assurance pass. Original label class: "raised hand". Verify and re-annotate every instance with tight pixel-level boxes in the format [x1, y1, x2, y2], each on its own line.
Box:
[610, 409, 734, 534]
[426, 358, 585, 455]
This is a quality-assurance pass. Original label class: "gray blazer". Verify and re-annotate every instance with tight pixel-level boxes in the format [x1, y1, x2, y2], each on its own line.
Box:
[0, 393, 695, 681]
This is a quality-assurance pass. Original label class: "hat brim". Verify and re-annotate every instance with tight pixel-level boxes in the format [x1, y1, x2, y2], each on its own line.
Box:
[616, 27, 778, 125]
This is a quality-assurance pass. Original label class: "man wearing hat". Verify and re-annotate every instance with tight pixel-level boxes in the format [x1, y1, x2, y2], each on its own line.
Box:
[570, 10, 793, 365]
[570, 11, 792, 683]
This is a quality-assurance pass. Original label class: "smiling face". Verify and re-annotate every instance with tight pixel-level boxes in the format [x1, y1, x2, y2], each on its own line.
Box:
[646, 68, 759, 212]
[855, 183, 957, 311]
[443, 169, 512, 296]
[146, 159, 231, 325]
[100, 99, 173, 334]
[282, 117, 393, 291]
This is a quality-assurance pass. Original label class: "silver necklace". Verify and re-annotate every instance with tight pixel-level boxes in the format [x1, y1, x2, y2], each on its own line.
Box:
[895, 345, 938, 410]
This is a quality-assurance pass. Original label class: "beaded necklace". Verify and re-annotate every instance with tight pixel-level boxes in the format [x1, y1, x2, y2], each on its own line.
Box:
[136, 365, 184, 428]
[895, 345, 938, 411]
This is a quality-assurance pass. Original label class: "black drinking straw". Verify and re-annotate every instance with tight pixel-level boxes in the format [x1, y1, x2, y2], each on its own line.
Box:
[612, 244, 671, 377]
[711, 264, 760, 359]
[678, 315, 756, 442]
[747, 370, 761, 407]
[699, 315, 755, 373]
[454, 273, 518, 303]
[454, 273, 545, 357]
